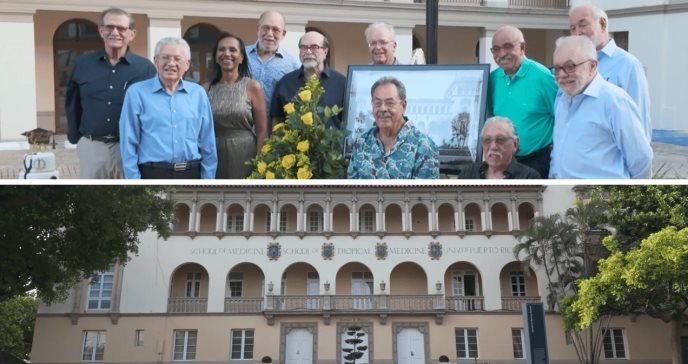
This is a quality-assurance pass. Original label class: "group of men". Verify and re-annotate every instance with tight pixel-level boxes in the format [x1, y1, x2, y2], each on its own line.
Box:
[66, 3, 653, 179]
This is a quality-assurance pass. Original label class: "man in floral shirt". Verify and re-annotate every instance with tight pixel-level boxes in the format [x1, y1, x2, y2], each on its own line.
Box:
[347, 77, 439, 179]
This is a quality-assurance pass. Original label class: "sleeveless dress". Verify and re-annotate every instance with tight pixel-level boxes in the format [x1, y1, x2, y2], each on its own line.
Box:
[208, 78, 256, 179]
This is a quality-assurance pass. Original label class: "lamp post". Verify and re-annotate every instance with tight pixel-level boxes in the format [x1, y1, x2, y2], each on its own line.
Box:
[426, 0, 439, 64]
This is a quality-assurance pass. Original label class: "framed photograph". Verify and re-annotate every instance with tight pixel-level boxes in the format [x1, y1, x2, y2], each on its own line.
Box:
[343, 64, 490, 172]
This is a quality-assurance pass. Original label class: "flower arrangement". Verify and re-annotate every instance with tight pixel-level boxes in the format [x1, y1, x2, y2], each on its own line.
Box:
[247, 74, 347, 179]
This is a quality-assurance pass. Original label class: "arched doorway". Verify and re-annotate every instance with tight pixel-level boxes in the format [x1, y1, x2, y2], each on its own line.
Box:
[183, 23, 220, 84]
[53, 19, 100, 133]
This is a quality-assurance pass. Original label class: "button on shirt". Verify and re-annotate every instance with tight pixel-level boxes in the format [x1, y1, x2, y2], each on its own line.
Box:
[488, 56, 558, 156]
[550, 74, 652, 179]
[119, 76, 218, 179]
[66, 50, 156, 144]
[246, 43, 300, 118]
[347, 121, 439, 179]
[597, 39, 652, 140]
[271, 66, 347, 129]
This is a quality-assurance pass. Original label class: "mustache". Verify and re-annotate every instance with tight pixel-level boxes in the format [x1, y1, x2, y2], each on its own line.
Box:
[375, 111, 392, 119]
[496, 55, 512, 63]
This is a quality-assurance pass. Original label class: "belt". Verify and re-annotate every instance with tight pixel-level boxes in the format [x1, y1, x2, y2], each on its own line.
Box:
[84, 134, 119, 143]
[139, 160, 201, 171]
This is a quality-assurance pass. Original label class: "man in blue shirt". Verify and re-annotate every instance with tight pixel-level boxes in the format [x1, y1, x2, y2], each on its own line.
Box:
[119, 37, 217, 179]
[550, 36, 652, 179]
[66, 7, 156, 179]
[246, 10, 300, 131]
[271, 31, 346, 129]
[569, 3, 652, 140]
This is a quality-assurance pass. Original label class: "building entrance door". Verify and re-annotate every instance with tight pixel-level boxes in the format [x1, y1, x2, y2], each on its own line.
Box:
[396, 328, 425, 364]
[285, 328, 313, 364]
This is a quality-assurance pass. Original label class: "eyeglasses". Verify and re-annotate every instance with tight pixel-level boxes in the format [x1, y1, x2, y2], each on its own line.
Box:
[490, 43, 518, 54]
[157, 54, 186, 63]
[553, 59, 592, 75]
[367, 40, 395, 49]
[298, 44, 325, 52]
[102, 24, 130, 33]
[372, 99, 400, 108]
[481, 136, 513, 145]
[260, 25, 284, 35]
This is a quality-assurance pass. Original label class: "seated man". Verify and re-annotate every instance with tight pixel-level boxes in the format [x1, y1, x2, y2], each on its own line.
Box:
[459, 117, 541, 179]
[119, 37, 217, 179]
[347, 77, 439, 179]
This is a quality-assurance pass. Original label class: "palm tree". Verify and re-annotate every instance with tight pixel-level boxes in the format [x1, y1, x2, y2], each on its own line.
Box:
[514, 211, 608, 364]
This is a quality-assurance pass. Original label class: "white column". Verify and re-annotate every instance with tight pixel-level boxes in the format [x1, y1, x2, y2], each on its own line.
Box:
[206, 266, 226, 312]
[478, 27, 499, 72]
[481, 268, 502, 310]
[483, 0, 508, 7]
[0, 12, 37, 141]
[147, 16, 183, 60]
[394, 25, 414, 64]
[282, 20, 307, 61]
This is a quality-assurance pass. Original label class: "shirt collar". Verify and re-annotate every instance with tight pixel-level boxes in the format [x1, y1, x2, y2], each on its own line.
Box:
[151, 76, 189, 94]
[599, 38, 618, 58]
[499, 56, 531, 80]
[298, 65, 331, 79]
[478, 158, 520, 179]
[97, 48, 133, 64]
[581, 73, 604, 99]
[248, 42, 286, 58]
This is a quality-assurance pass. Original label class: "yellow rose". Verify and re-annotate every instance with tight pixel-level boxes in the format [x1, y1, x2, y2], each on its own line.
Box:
[298, 90, 312, 102]
[265, 171, 275, 179]
[272, 123, 284, 132]
[297, 167, 312, 180]
[257, 161, 267, 174]
[301, 112, 313, 126]
[283, 103, 295, 115]
[261, 144, 271, 154]
[296, 140, 309, 152]
[281, 154, 296, 169]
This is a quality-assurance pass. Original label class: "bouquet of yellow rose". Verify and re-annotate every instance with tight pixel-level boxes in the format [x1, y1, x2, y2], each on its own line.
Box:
[247, 74, 347, 179]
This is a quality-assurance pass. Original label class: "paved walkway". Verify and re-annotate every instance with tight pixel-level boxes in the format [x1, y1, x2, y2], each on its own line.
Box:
[1, 135, 686, 180]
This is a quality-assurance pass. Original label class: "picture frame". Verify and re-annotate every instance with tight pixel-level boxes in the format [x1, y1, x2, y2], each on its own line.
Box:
[343, 64, 491, 173]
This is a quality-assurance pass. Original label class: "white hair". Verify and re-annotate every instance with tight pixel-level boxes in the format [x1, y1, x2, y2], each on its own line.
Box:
[481, 116, 518, 140]
[569, 2, 608, 23]
[555, 35, 597, 61]
[365, 22, 396, 42]
[154, 37, 191, 60]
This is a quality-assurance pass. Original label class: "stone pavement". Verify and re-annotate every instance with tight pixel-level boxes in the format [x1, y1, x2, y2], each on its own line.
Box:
[0, 135, 686, 180]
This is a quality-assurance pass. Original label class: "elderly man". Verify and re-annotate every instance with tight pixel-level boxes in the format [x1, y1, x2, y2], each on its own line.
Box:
[365, 22, 399, 65]
[247, 10, 300, 130]
[119, 37, 217, 179]
[347, 77, 438, 179]
[271, 31, 346, 129]
[66, 8, 156, 179]
[569, 3, 651, 140]
[488, 25, 557, 179]
[550, 36, 652, 179]
[459, 117, 541, 179]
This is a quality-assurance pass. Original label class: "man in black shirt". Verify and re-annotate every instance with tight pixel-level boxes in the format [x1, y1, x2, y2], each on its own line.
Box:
[271, 31, 346, 129]
[66, 7, 156, 179]
[459, 116, 541, 179]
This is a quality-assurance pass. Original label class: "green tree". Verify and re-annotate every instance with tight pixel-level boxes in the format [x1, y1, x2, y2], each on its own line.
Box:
[514, 210, 609, 364]
[342, 326, 368, 364]
[0, 186, 173, 304]
[0, 295, 37, 360]
[567, 227, 688, 364]
[597, 185, 688, 250]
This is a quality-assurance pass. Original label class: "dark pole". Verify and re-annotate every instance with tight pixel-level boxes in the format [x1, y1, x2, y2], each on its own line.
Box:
[426, 0, 439, 64]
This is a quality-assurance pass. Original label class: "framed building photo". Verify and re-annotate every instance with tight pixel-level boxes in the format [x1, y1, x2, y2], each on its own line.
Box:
[343, 64, 490, 173]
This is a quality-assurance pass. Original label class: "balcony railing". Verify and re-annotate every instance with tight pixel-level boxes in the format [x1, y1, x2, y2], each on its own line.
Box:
[508, 0, 568, 8]
[167, 297, 208, 313]
[445, 296, 485, 311]
[265, 294, 445, 313]
[224, 297, 264, 313]
[501, 296, 542, 311]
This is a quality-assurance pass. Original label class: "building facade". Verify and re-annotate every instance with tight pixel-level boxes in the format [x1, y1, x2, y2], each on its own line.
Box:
[31, 185, 674, 364]
[1, 0, 686, 142]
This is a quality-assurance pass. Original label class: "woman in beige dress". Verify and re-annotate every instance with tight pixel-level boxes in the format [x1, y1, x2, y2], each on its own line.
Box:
[206, 32, 267, 179]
